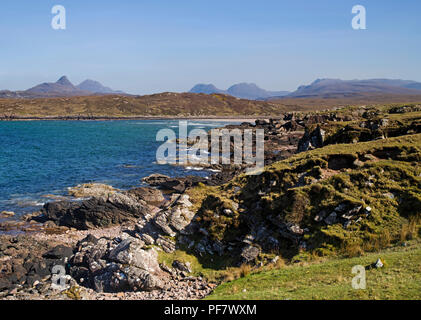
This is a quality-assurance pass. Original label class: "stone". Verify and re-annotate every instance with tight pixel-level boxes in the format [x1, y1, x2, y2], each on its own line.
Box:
[344, 220, 352, 229]
[80, 234, 99, 245]
[177, 194, 193, 207]
[383, 192, 395, 200]
[108, 239, 162, 274]
[154, 212, 177, 237]
[141, 174, 171, 186]
[374, 258, 384, 269]
[43, 245, 74, 260]
[125, 187, 165, 204]
[156, 236, 176, 253]
[380, 119, 389, 127]
[0, 211, 15, 217]
[124, 266, 164, 292]
[159, 263, 175, 276]
[240, 245, 260, 264]
[223, 209, 233, 216]
[353, 159, 365, 167]
[172, 260, 192, 274]
[195, 243, 206, 255]
[68, 183, 116, 198]
[75, 236, 166, 293]
[324, 212, 337, 225]
[161, 179, 186, 193]
[212, 241, 225, 256]
[42, 192, 153, 230]
[297, 126, 325, 152]
[334, 203, 347, 213]
[287, 224, 304, 235]
[314, 210, 327, 222]
[169, 206, 195, 231]
[140, 233, 155, 245]
[362, 153, 377, 161]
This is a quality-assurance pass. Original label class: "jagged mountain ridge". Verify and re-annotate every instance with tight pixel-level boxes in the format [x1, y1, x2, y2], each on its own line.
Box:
[0, 76, 124, 98]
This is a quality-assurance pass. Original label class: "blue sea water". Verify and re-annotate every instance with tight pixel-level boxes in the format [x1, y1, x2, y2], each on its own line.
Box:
[0, 120, 238, 217]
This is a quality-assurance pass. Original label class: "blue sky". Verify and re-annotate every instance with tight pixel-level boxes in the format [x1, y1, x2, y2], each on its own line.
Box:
[0, 0, 420, 94]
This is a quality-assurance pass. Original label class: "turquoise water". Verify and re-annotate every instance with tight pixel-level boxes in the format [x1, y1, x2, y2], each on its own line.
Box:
[0, 120, 236, 217]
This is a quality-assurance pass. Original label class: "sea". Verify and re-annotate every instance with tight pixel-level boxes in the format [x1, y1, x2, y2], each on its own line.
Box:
[0, 120, 240, 217]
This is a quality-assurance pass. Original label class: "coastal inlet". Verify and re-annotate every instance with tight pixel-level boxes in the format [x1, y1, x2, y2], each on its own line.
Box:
[0, 120, 241, 217]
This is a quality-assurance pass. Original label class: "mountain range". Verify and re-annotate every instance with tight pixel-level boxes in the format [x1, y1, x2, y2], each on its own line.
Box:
[189, 83, 290, 100]
[2, 77, 421, 100]
[190, 79, 421, 100]
[0, 76, 124, 98]
[285, 78, 421, 98]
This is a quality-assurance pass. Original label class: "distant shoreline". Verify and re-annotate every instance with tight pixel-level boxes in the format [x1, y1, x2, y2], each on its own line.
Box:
[0, 116, 262, 122]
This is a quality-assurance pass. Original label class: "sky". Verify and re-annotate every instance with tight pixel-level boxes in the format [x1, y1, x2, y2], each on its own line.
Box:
[0, 0, 420, 94]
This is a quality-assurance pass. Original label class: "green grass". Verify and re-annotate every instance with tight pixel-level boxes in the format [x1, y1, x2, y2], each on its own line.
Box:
[206, 241, 421, 300]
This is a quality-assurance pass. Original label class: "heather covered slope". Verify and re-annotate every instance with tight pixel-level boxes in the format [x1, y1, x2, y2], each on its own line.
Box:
[0, 93, 288, 118]
[2, 91, 421, 119]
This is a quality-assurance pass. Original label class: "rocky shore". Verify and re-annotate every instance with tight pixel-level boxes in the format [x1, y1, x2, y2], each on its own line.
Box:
[0, 184, 217, 300]
[0, 113, 308, 300]
[1, 104, 420, 300]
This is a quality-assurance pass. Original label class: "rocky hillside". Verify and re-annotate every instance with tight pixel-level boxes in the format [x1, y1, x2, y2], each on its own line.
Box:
[190, 134, 420, 260]
[182, 105, 421, 264]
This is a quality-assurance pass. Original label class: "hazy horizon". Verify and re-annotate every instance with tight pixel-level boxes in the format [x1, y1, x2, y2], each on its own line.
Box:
[1, 0, 420, 94]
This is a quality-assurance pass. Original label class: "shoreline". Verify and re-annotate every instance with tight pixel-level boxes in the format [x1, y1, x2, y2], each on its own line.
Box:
[0, 116, 264, 122]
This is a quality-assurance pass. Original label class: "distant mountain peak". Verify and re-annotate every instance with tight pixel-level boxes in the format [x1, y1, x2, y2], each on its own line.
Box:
[56, 76, 73, 87]
[18, 76, 124, 97]
[77, 79, 122, 94]
[228, 82, 259, 89]
[189, 82, 290, 100]
[190, 84, 224, 95]
[79, 79, 100, 86]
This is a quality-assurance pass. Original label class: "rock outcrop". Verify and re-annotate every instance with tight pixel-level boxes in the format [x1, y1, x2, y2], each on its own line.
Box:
[42, 192, 156, 230]
[70, 235, 165, 293]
